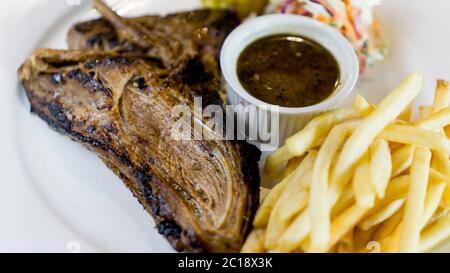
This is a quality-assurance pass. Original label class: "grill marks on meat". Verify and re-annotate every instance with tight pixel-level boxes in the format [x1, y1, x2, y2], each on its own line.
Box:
[68, 1, 237, 74]
[67, 4, 237, 107]
[18, 6, 260, 253]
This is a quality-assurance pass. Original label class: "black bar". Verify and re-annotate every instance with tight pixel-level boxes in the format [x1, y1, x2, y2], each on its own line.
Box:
[0, 253, 445, 272]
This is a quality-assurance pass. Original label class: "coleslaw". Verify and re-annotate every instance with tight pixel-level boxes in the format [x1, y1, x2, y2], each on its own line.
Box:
[265, 0, 387, 73]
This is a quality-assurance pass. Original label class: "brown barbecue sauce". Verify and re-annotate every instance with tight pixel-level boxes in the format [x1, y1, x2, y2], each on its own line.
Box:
[237, 34, 340, 108]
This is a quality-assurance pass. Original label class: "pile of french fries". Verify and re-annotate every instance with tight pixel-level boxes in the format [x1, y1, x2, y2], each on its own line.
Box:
[242, 73, 450, 253]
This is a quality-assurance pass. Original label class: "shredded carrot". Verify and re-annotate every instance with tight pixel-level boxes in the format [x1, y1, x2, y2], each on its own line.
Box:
[263, 0, 386, 74]
[315, 13, 329, 24]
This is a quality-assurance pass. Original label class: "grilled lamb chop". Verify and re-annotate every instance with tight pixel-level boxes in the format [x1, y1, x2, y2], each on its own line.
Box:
[68, 0, 237, 76]
[18, 3, 260, 253]
[19, 48, 260, 253]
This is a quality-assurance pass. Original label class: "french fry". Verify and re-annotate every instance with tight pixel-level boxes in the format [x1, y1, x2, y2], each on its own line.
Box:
[336, 229, 354, 253]
[353, 226, 377, 251]
[264, 145, 291, 174]
[430, 150, 450, 209]
[265, 187, 308, 249]
[352, 95, 413, 122]
[276, 210, 311, 252]
[442, 190, 450, 209]
[253, 172, 292, 228]
[265, 109, 359, 173]
[283, 196, 378, 252]
[331, 73, 423, 212]
[391, 145, 415, 176]
[419, 106, 432, 119]
[421, 181, 446, 228]
[389, 142, 404, 152]
[283, 110, 357, 163]
[398, 103, 413, 122]
[270, 183, 309, 224]
[369, 139, 392, 198]
[414, 107, 450, 131]
[391, 103, 450, 177]
[373, 208, 404, 242]
[336, 243, 350, 253]
[420, 213, 450, 252]
[281, 151, 317, 198]
[358, 199, 405, 231]
[241, 229, 266, 253]
[445, 124, 450, 138]
[308, 204, 370, 252]
[264, 151, 317, 248]
[390, 110, 450, 178]
[432, 79, 450, 112]
[259, 187, 271, 200]
[254, 74, 450, 253]
[265, 191, 309, 247]
[378, 124, 450, 155]
[429, 168, 450, 185]
[429, 207, 449, 224]
[262, 167, 285, 188]
[386, 223, 402, 252]
[432, 150, 450, 176]
[309, 121, 359, 249]
[377, 235, 393, 252]
[399, 147, 431, 252]
[375, 175, 409, 207]
[282, 156, 304, 178]
[331, 187, 355, 218]
[353, 95, 375, 116]
[343, 176, 408, 245]
[352, 154, 376, 208]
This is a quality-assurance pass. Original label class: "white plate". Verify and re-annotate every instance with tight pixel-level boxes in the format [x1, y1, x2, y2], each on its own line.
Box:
[0, 0, 449, 252]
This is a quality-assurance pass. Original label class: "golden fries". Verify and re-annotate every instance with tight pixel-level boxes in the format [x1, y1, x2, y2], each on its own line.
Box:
[277, 210, 311, 252]
[415, 107, 450, 131]
[244, 74, 450, 253]
[265, 109, 359, 173]
[399, 103, 413, 122]
[309, 121, 359, 249]
[358, 198, 405, 231]
[373, 208, 403, 242]
[352, 154, 375, 208]
[378, 124, 450, 154]
[432, 80, 450, 112]
[253, 174, 290, 228]
[353, 95, 375, 116]
[420, 212, 450, 252]
[422, 181, 447, 228]
[313, 204, 370, 252]
[332, 73, 423, 196]
[419, 106, 432, 119]
[399, 151, 430, 253]
[369, 139, 392, 198]
[353, 226, 377, 251]
[265, 151, 316, 248]
[241, 229, 265, 253]
[391, 146, 415, 176]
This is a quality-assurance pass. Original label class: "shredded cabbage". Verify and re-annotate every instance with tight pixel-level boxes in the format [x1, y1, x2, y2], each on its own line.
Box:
[265, 0, 387, 73]
[202, 0, 387, 73]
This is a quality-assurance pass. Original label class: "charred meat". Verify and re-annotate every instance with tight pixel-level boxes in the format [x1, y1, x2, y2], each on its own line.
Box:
[68, 0, 237, 75]
[18, 2, 260, 253]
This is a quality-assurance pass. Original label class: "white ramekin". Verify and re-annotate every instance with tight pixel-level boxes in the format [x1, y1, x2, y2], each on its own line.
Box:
[220, 14, 359, 146]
